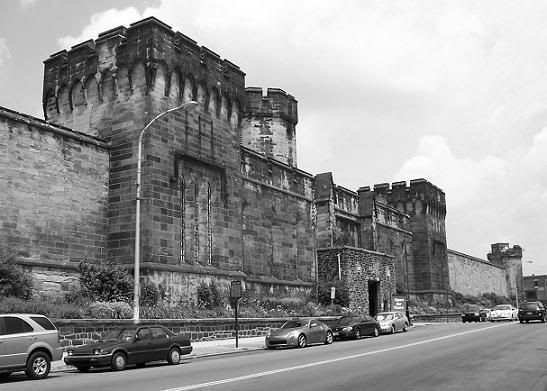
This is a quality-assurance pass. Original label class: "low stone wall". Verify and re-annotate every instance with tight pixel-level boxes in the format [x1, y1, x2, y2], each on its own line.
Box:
[53, 317, 339, 348]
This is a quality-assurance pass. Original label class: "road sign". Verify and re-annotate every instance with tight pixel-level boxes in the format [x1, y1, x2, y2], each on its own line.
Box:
[230, 280, 242, 298]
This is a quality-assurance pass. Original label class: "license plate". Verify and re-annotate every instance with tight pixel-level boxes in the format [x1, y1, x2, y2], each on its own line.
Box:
[527, 312, 533, 315]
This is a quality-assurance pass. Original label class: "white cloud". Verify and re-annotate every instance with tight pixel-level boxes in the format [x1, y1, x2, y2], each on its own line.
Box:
[394, 131, 547, 274]
[58, 8, 145, 49]
[19, 0, 37, 8]
[0, 38, 11, 67]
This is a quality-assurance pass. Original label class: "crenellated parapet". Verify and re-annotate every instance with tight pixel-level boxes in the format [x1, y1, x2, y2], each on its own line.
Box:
[361, 179, 446, 219]
[42, 16, 246, 135]
[241, 87, 298, 167]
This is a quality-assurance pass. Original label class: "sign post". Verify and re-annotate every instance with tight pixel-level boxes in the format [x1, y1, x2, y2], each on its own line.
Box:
[230, 280, 242, 348]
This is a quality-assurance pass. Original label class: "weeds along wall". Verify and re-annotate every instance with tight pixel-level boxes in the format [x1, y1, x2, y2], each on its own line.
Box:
[0, 106, 109, 295]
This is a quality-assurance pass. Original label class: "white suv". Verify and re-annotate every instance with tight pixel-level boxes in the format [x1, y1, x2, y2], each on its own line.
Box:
[0, 314, 63, 380]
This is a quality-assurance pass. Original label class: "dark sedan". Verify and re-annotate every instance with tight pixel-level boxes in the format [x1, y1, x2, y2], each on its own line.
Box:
[64, 325, 192, 372]
[331, 314, 380, 339]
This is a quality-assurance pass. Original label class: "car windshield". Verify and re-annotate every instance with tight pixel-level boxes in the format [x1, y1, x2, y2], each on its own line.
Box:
[493, 305, 511, 311]
[376, 313, 394, 321]
[102, 328, 135, 342]
[521, 303, 540, 310]
[280, 320, 307, 329]
[336, 316, 359, 325]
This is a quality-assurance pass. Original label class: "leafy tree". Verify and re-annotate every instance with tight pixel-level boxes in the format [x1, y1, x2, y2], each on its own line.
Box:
[0, 245, 33, 300]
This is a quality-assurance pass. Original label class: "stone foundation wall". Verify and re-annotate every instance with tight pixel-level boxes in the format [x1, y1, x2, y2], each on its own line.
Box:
[54, 317, 338, 348]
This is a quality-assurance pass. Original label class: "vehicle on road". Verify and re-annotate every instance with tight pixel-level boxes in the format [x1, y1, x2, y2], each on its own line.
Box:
[461, 308, 482, 323]
[331, 314, 380, 339]
[462, 308, 491, 322]
[480, 308, 491, 321]
[375, 311, 409, 334]
[490, 304, 518, 322]
[518, 302, 546, 323]
[265, 319, 333, 349]
[0, 313, 63, 380]
[64, 325, 192, 372]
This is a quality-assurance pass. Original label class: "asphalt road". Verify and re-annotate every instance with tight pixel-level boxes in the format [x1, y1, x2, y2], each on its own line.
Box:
[2, 321, 546, 391]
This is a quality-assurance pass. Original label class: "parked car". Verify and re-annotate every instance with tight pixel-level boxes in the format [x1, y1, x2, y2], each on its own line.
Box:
[518, 302, 546, 323]
[265, 319, 333, 349]
[375, 311, 409, 334]
[461, 308, 490, 323]
[0, 313, 63, 380]
[64, 325, 192, 372]
[489, 304, 518, 322]
[479, 308, 491, 322]
[461, 308, 482, 323]
[331, 314, 380, 339]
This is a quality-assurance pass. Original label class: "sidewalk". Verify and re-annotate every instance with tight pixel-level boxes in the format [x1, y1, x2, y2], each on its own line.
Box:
[51, 336, 267, 372]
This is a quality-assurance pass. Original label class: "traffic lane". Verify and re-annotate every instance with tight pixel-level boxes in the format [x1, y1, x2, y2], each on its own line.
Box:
[195, 321, 547, 391]
[2, 322, 541, 391]
[0, 323, 503, 391]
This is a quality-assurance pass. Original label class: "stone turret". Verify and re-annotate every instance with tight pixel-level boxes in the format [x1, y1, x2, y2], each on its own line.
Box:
[42, 17, 247, 268]
[241, 87, 298, 166]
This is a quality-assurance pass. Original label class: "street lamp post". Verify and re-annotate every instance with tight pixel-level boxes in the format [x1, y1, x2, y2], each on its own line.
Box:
[133, 101, 198, 323]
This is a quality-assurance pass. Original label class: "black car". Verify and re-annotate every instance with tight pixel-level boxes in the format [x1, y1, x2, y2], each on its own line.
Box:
[64, 325, 192, 372]
[461, 309, 482, 323]
[331, 314, 380, 339]
[518, 302, 546, 323]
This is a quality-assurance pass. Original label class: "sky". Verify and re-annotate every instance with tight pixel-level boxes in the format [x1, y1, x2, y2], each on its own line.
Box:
[0, 0, 545, 275]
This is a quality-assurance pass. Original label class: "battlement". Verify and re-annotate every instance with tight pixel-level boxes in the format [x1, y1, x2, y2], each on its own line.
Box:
[42, 16, 246, 129]
[244, 87, 298, 125]
[359, 179, 446, 218]
[488, 243, 523, 260]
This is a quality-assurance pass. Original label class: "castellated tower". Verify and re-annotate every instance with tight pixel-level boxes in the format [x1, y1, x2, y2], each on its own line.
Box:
[241, 87, 298, 166]
[369, 179, 448, 294]
[42, 17, 247, 274]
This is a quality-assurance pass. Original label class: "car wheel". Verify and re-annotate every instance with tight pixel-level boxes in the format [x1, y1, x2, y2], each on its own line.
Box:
[353, 327, 361, 340]
[167, 347, 181, 365]
[390, 325, 396, 334]
[373, 327, 379, 337]
[25, 351, 51, 380]
[542, 316, 546, 323]
[76, 365, 91, 372]
[325, 331, 333, 345]
[111, 352, 127, 371]
[462, 320, 466, 323]
[519, 320, 524, 324]
[297, 334, 307, 348]
[403, 323, 408, 332]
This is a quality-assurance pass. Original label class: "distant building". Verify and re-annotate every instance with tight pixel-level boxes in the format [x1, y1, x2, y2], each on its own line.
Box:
[523, 275, 547, 303]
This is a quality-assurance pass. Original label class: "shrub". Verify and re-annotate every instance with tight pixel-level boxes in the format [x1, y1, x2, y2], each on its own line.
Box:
[79, 261, 133, 303]
[197, 281, 220, 310]
[88, 301, 132, 319]
[0, 245, 34, 300]
[317, 280, 350, 307]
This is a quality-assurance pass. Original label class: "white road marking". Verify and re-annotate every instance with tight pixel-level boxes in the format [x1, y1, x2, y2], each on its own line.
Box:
[162, 323, 510, 391]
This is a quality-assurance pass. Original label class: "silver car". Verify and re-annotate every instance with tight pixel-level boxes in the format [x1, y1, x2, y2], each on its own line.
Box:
[0, 314, 63, 380]
[375, 311, 409, 334]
